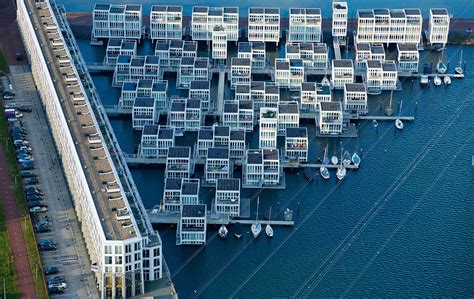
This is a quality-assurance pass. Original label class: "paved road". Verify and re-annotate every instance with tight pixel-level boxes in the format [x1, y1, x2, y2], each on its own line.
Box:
[0, 145, 37, 299]
[9, 65, 99, 298]
[0, 0, 26, 65]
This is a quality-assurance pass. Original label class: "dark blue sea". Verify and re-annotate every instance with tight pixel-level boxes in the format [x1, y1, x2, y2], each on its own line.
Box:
[72, 5, 474, 297]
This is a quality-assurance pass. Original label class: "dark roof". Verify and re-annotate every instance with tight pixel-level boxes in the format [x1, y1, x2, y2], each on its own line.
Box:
[247, 150, 262, 164]
[333, 59, 353, 68]
[138, 79, 153, 89]
[252, 41, 265, 50]
[366, 60, 382, 69]
[290, 59, 304, 68]
[152, 81, 167, 92]
[373, 9, 389, 16]
[301, 82, 315, 92]
[290, 8, 320, 15]
[168, 146, 191, 158]
[190, 80, 210, 90]
[404, 9, 421, 16]
[230, 129, 245, 141]
[239, 42, 251, 53]
[170, 99, 185, 111]
[207, 147, 229, 159]
[224, 7, 238, 14]
[194, 58, 208, 69]
[142, 124, 158, 135]
[151, 5, 182, 13]
[345, 83, 366, 93]
[286, 127, 307, 138]
[251, 81, 265, 91]
[232, 57, 251, 66]
[382, 62, 397, 72]
[239, 100, 253, 110]
[236, 84, 250, 94]
[125, 5, 141, 12]
[208, 8, 223, 17]
[117, 55, 132, 64]
[122, 81, 137, 91]
[110, 6, 125, 14]
[181, 57, 194, 66]
[186, 99, 201, 109]
[198, 128, 213, 140]
[397, 43, 418, 52]
[286, 44, 300, 54]
[165, 178, 182, 190]
[130, 57, 145, 67]
[170, 39, 184, 49]
[145, 56, 160, 65]
[390, 10, 405, 18]
[134, 97, 154, 108]
[181, 204, 206, 218]
[121, 41, 136, 50]
[249, 7, 264, 14]
[214, 126, 230, 137]
[317, 84, 331, 95]
[155, 41, 170, 51]
[431, 8, 448, 16]
[320, 101, 341, 112]
[276, 60, 289, 70]
[279, 102, 298, 114]
[370, 45, 385, 55]
[263, 149, 279, 160]
[193, 6, 208, 13]
[107, 38, 122, 47]
[183, 42, 197, 52]
[158, 127, 174, 139]
[358, 10, 374, 18]
[356, 43, 370, 52]
[216, 178, 240, 191]
[224, 101, 238, 113]
[181, 180, 199, 195]
[313, 44, 327, 54]
[265, 84, 279, 94]
[94, 3, 110, 11]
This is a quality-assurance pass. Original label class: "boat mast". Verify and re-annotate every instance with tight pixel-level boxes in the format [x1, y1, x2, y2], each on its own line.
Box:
[255, 197, 260, 222]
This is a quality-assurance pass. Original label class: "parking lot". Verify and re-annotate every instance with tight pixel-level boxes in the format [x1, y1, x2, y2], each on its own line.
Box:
[4, 65, 98, 297]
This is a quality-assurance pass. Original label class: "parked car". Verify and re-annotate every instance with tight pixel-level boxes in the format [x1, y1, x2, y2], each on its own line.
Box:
[26, 195, 43, 202]
[48, 286, 64, 295]
[4, 103, 16, 108]
[25, 187, 43, 195]
[17, 106, 32, 113]
[20, 172, 36, 179]
[38, 239, 56, 246]
[34, 222, 50, 233]
[28, 201, 47, 209]
[3, 91, 15, 99]
[44, 267, 59, 275]
[24, 178, 39, 185]
[39, 243, 56, 251]
[29, 206, 47, 213]
[48, 282, 67, 289]
[20, 164, 34, 171]
[48, 276, 66, 284]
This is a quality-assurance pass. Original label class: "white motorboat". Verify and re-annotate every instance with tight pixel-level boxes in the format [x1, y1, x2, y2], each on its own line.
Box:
[454, 49, 465, 79]
[436, 53, 447, 74]
[420, 75, 429, 87]
[331, 155, 338, 165]
[251, 197, 262, 239]
[444, 76, 451, 86]
[219, 224, 228, 239]
[352, 152, 361, 167]
[265, 207, 274, 238]
[433, 75, 442, 86]
[320, 166, 330, 180]
[395, 119, 404, 130]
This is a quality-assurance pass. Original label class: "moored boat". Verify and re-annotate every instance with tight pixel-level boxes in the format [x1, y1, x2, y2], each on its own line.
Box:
[251, 197, 262, 238]
[454, 49, 464, 79]
[219, 224, 228, 239]
[342, 151, 351, 167]
[352, 152, 361, 167]
[444, 76, 451, 86]
[433, 75, 442, 86]
[395, 119, 404, 130]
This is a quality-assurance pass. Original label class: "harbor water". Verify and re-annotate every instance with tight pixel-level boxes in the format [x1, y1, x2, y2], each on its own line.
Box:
[73, 19, 474, 299]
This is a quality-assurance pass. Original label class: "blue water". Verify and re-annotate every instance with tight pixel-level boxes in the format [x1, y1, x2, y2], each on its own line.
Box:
[76, 26, 474, 299]
[59, 0, 474, 18]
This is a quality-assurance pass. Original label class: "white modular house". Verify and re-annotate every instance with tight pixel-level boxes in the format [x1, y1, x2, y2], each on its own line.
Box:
[355, 43, 385, 69]
[168, 98, 185, 129]
[156, 126, 176, 158]
[212, 25, 228, 61]
[365, 60, 383, 91]
[428, 9, 450, 47]
[356, 8, 423, 45]
[150, 5, 183, 42]
[275, 59, 290, 89]
[259, 107, 278, 149]
[278, 101, 300, 133]
[213, 126, 231, 147]
[285, 127, 308, 163]
[189, 80, 211, 111]
[132, 97, 156, 130]
[331, 59, 354, 89]
[288, 8, 322, 43]
[397, 43, 419, 73]
[344, 83, 368, 116]
[318, 101, 343, 135]
[229, 128, 246, 159]
[114, 55, 162, 87]
[205, 147, 231, 185]
[163, 178, 182, 212]
[251, 81, 280, 110]
[177, 57, 194, 89]
[193, 58, 210, 82]
[119, 81, 138, 109]
[238, 100, 255, 132]
[382, 61, 398, 90]
[300, 82, 318, 111]
[285, 43, 301, 60]
[140, 124, 159, 158]
[105, 38, 137, 66]
[92, 4, 142, 40]
[177, 204, 207, 245]
[165, 146, 192, 179]
[223, 101, 239, 128]
[180, 179, 200, 205]
[287, 43, 328, 71]
[230, 58, 251, 89]
[155, 40, 197, 70]
[332, 2, 348, 42]
[275, 58, 305, 90]
[215, 178, 241, 217]
[185, 98, 203, 131]
[197, 127, 214, 158]
[248, 7, 280, 43]
[235, 84, 251, 102]
[243, 148, 281, 187]
[119, 79, 168, 110]
[238, 42, 266, 70]
[191, 6, 239, 42]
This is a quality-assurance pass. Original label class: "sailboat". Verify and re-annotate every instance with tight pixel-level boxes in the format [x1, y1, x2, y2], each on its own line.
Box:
[265, 207, 273, 238]
[320, 145, 330, 180]
[395, 99, 404, 130]
[233, 222, 243, 239]
[219, 224, 228, 239]
[454, 49, 465, 79]
[385, 90, 394, 116]
[342, 150, 352, 167]
[436, 50, 447, 74]
[251, 197, 262, 238]
[433, 75, 442, 86]
[331, 143, 338, 165]
[336, 149, 346, 181]
[352, 152, 361, 167]
[444, 76, 451, 86]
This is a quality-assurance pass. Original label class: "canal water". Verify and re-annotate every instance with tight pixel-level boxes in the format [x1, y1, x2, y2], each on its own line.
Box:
[74, 21, 474, 299]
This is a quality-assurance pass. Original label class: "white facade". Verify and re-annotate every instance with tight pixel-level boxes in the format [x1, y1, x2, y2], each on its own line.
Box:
[366, 60, 398, 91]
[197, 127, 214, 158]
[165, 146, 192, 179]
[178, 205, 207, 245]
[189, 80, 211, 111]
[17, 1, 162, 297]
[300, 82, 332, 112]
[248, 7, 280, 43]
[288, 8, 322, 43]
[191, 6, 239, 41]
[114, 55, 162, 87]
[332, 2, 348, 40]
[428, 9, 450, 47]
[259, 107, 278, 149]
[243, 149, 281, 187]
[275, 58, 304, 90]
[215, 178, 240, 217]
[318, 101, 343, 134]
[119, 79, 168, 110]
[344, 83, 368, 116]
[150, 5, 182, 42]
[248, 81, 280, 110]
[154, 40, 197, 70]
[331, 59, 354, 89]
[205, 148, 231, 185]
[238, 42, 266, 70]
[397, 43, 419, 73]
[212, 26, 228, 61]
[105, 39, 137, 66]
[278, 101, 299, 133]
[285, 127, 308, 162]
[287, 43, 328, 71]
[93, 4, 142, 40]
[230, 58, 251, 89]
[132, 97, 156, 130]
[140, 125, 175, 158]
[223, 101, 239, 128]
[355, 43, 385, 69]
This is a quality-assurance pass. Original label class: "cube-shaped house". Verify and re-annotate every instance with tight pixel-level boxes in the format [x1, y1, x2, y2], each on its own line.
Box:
[215, 178, 241, 217]
[177, 204, 207, 245]
[318, 101, 343, 135]
[205, 147, 230, 185]
[285, 127, 308, 162]
[165, 146, 192, 179]
[344, 83, 368, 117]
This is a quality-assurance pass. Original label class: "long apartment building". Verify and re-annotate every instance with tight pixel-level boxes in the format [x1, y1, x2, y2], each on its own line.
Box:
[92, 3, 142, 40]
[150, 5, 183, 42]
[191, 6, 239, 42]
[288, 8, 322, 43]
[248, 7, 280, 44]
[356, 8, 422, 45]
[17, 1, 162, 297]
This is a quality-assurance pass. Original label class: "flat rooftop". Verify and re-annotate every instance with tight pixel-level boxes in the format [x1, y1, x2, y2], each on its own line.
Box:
[216, 178, 240, 191]
[345, 83, 366, 93]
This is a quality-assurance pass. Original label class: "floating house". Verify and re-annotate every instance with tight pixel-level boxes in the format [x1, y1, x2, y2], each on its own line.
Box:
[189, 80, 211, 111]
[154, 40, 197, 70]
[214, 126, 230, 147]
[105, 38, 137, 66]
[355, 43, 385, 69]
[92, 4, 142, 41]
[205, 147, 231, 185]
[318, 101, 343, 135]
[288, 8, 322, 43]
[278, 101, 300, 133]
[114, 55, 162, 86]
[163, 178, 182, 212]
[247, 81, 280, 110]
[300, 82, 332, 112]
[197, 127, 214, 158]
[177, 57, 210, 89]
[248, 8, 280, 44]
[275, 58, 305, 90]
[168, 98, 203, 131]
[243, 148, 281, 187]
[191, 6, 239, 42]
[229, 128, 246, 159]
[140, 124, 159, 158]
[259, 107, 278, 149]
[366, 60, 398, 91]
[181, 179, 200, 205]
[238, 42, 266, 70]
[332, 2, 348, 42]
[224, 101, 255, 134]
[223, 101, 239, 128]
[285, 127, 308, 163]
[397, 43, 419, 73]
[344, 83, 368, 117]
[331, 59, 354, 89]
[238, 100, 255, 132]
[230, 58, 251, 89]
[119, 79, 168, 110]
[215, 178, 241, 217]
[286, 43, 328, 71]
[132, 97, 156, 130]
[212, 25, 227, 61]
[150, 5, 183, 42]
[177, 204, 207, 245]
[428, 8, 450, 48]
[165, 146, 192, 179]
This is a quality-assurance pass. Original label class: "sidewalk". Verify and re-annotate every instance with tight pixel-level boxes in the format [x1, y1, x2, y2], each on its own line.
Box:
[0, 145, 37, 299]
